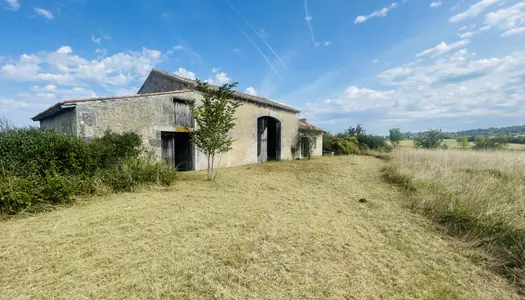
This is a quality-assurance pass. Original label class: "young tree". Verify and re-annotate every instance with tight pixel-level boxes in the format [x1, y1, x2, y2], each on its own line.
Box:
[456, 136, 470, 149]
[389, 128, 404, 147]
[190, 80, 242, 180]
[414, 129, 444, 149]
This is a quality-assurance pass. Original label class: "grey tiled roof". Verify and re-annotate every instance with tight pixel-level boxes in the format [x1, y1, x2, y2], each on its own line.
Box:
[148, 68, 300, 113]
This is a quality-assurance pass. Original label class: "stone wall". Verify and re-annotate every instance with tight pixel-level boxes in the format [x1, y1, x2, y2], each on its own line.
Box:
[40, 108, 76, 135]
[69, 91, 299, 171]
[313, 133, 323, 156]
[190, 91, 299, 169]
[74, 92, 196, 147]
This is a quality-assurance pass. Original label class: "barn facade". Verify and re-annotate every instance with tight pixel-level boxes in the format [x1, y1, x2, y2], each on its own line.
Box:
[32, 68, 323, 171]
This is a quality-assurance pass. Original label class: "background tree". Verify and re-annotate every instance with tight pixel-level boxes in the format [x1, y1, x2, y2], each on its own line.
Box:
[414, 129, 444, 149]
[473, 135, 509, 150]
[345, 124, 365, 136]
[456, 136, 470, 149]
[389, 128, 404, 147]
[190, 80, 241, 180]
[0, 116, 15, 132]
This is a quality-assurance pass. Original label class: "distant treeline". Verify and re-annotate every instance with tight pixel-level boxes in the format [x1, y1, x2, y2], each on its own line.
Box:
[404, 124, 525, 144]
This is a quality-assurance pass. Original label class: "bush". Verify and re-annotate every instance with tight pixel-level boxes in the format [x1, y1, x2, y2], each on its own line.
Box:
[331, 136, 360, 155]
[0, 176, 36, 214]
[357, 134, 389, 151]
[473, 135, 509, 150]
[0, 128, 176, 214]
[414, 129, 444, 149]
[323, 128, 393, 155]
[99, 157, 177, 192]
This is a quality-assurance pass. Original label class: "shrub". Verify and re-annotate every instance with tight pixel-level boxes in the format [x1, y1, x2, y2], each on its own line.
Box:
[331, 136, 360, 155]
[88, 130, 143, 169]
[323, 128, 392, 155]
[473, 135, 509, 150]
[0, 175, 36, 214]
[0, 128, 176, 214]
[99, 157, 177, 192]
[357, 134, 392, 152]
[413, 129, 444, 149]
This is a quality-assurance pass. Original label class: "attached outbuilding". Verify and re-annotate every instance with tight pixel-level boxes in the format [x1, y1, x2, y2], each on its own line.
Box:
[32, 68, 324, 170]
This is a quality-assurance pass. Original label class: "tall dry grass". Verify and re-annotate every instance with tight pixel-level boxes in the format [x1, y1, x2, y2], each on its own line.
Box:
[384, 148, 525, 287]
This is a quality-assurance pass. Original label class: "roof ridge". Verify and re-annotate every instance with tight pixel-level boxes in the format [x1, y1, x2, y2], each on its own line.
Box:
[151, 68, 300, 113]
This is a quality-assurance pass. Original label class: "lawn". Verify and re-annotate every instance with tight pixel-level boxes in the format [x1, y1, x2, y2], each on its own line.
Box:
[398, 139, 525, 150]
[0, 156, 521, 299]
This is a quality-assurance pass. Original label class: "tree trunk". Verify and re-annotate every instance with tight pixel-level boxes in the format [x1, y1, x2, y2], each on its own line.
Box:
[207, 155, 212, 181]
[210, 154, 215, 180]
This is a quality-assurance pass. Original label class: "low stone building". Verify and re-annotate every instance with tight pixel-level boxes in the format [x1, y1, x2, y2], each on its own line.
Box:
[32, 68, 324, 170]
[299, 118, 325, 157]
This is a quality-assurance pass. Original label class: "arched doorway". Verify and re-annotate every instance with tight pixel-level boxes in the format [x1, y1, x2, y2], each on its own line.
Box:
[257, 116, 281, 163]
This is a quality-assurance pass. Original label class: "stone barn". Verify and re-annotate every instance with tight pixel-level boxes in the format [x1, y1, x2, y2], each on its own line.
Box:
[32, 68, 324, 170]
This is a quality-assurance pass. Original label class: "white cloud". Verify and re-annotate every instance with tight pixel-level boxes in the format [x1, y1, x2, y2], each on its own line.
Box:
[174, 68, 196, 80]
[212, 67, 221, 73]
[30, 85, 97, 100]
[416, 39, 471, 57]
[245, 87, 257, 96]
[304, 49, 525, 122]
[34, 8, 54, 20]
[206, 72, 231, 85]
[458, 3, 525, 39]
[355, 2, 399, 24]
[459, 25, 490, 39]
[485, 2, 525, 36]
[0, 47, 164, 86]
[430, 2, 442, 8]
[450, 0, 501, 22]
[215, 72, 231, 85]
[91, 36, 102, 44]
[0, 98, 30, 110]
[4, 0, 19, 10]
[56, 46, 73, 54]
[172, 45, 184, 51]
[323, 41, 332, 46]
[502, 26, 525, 37]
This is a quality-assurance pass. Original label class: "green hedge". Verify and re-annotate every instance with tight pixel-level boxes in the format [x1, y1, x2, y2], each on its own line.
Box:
[0, 128, 176, 214]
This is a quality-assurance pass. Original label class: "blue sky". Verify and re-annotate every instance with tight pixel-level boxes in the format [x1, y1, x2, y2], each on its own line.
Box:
[1, 0, 525, 134]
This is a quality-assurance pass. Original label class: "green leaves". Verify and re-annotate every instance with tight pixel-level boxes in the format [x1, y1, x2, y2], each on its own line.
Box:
[389, 128, 404, 147]
[414, 129, 445, 149]
[191, 79, 242, 179]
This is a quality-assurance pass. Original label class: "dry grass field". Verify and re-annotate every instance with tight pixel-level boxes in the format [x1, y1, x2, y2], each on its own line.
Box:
[398, 139, 525, 150]
[0, 156, 522, 299]
[384, 148, 525, 291]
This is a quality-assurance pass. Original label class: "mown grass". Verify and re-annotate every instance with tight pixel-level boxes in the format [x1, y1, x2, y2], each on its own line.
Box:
[398, 139, 525, 150]
[383, 148, 525, 292]
[0, 156, 521, 299]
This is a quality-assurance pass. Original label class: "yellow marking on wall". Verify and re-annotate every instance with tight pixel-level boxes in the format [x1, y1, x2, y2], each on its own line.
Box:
[175, 126, 190, 132]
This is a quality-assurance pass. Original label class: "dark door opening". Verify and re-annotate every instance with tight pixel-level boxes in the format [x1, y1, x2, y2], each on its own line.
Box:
[161, 132, 193, 171]
[257, 116, 281, 163]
